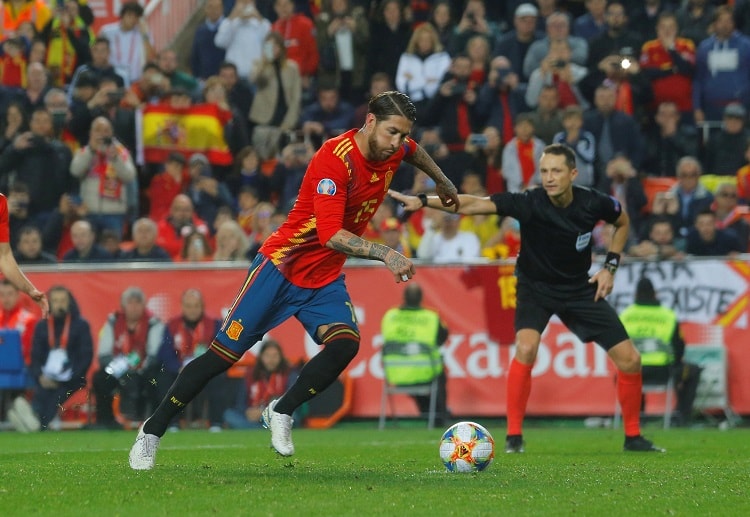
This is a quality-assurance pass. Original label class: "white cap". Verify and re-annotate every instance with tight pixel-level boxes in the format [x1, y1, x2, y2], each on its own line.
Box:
[515, 3, 539, 18]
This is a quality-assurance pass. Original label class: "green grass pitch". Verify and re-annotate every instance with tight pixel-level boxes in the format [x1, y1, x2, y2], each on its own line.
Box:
[1, 423, 748, 516]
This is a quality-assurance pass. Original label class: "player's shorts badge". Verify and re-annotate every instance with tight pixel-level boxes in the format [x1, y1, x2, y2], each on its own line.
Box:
[317, 178, 337, 195]
[226, 320, 244, 341]
[575, 232, 591, 252]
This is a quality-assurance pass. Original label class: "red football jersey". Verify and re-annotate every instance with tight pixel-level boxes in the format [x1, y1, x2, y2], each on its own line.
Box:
[0, 194, 9, 243]
[260, 129, 417, 288]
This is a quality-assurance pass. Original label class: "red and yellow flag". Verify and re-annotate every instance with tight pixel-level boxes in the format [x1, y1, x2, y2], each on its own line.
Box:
[142, 103, 234, 166]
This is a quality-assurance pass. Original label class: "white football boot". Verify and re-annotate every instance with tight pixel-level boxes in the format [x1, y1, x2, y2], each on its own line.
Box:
[129, 420, 161, 470]
[261, 399, 295, 456]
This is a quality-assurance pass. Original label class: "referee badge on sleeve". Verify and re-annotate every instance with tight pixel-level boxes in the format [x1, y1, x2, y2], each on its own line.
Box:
[317, 178, 337, 196]
[575, 232, 591, 252]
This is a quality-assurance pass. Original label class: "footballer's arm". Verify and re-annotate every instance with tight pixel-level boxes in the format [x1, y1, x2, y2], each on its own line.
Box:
[388, 190, 496, 216]
[326, 229, 415, 282]
[403, 145, 460, 210]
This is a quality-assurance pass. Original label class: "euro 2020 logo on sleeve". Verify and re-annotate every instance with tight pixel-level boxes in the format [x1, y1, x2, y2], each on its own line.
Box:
[317, 178, 337, 196]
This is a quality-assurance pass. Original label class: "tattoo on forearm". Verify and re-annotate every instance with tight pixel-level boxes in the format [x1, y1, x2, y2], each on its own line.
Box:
[329, 234, 391, 262]
[407, 146, 449, 182]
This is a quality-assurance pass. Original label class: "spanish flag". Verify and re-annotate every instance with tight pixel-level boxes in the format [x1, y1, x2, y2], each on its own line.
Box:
[141, 103, 234, 166]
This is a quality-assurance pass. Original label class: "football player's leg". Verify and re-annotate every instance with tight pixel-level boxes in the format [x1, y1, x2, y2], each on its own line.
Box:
[274, 278, 359, 416]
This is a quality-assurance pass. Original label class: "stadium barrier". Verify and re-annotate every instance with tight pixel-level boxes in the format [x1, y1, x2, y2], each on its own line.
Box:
[18, 257, 749, 419]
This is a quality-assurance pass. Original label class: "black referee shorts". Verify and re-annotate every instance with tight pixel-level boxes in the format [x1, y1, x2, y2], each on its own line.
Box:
[515, 278, 629, 350]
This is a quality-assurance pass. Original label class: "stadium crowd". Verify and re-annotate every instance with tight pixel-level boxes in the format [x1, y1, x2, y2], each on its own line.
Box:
[0, 0, 749, 266]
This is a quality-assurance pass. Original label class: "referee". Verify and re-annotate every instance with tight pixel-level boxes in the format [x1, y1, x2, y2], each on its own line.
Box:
[390, 143, 665, 453]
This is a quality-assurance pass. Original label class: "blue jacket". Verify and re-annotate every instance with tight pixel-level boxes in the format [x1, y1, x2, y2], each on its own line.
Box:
[190, 20, 227, 80]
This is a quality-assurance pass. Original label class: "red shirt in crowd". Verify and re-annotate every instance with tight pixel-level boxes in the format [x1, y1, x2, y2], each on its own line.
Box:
[640, 37, 695, 113]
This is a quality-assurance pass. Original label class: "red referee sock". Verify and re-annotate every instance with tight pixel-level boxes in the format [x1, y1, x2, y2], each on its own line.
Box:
[617, 370, 643, 437]
[506, 358, 533, 436]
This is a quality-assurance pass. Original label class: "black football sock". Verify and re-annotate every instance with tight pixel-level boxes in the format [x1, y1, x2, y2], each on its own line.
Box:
[274, 337, 358, 415]
[143, 349, 231, 437]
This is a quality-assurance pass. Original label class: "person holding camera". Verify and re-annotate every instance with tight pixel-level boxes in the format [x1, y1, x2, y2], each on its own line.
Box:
[523, 11, 588, 81]
[476, 56, 525, 145]
[214, 0, 271, 81]
[525, 38, 589, 110]
[69, 116, 136, 239]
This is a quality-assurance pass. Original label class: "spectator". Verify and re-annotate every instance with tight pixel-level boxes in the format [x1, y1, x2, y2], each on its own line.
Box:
[119, 217, 171, 262]
[693, 6, 750, 123]
[179, 228, 213, 263]
[494, 3, 542, 85]
[0, 106, 73, 225]
[353, 72, 392, 128]
[213, 219, 251, 262]
[475, 56, 525, 145]
[29, 285, 93, 430]
[299, 86, 354, 147]
[620, 277, 703, 427]
[421, 54, 482, 152]
[676, 0, 714, 47]
[525, 38, 589, 110]
[501, 113, 545, 193]
[271, 0, 318, 100]
[120, 62, 173, 110]
[223, 339, 300, 429]
[736, 140, 750, 203]
[147, 152, 189, 222]
[246, 201, 276, 258]
[314, 0, 370, 103]
[703, 103, 750, 176]
[235, 185, 259, 234]
[201, 75, 249, 161]
[642, 101, 699, 177]
[7, 181, 32, 249]
[574, 0, 607, 43]
[380, 282, 449, 424]
[156, 194, 210, 260]
[449, 0, 499, 57]
[428, 0, 455, 52]
[0, 101, 28, 154]
[379, 216, 411, 258]
[0, 0, 52, 37]
[218, 61, 253, 129]
[226, 145, 272, 201]
[214, 0, 271, 80]
[41, 192, 86, 260]
[167, 288, 226, 431]
[38, 0, 92, 87]
[69, 116, 136, 238]
[523, 84, 564, 145]
[157, 49, 199, 95]
[660, 156, 714, 239]
[713, 182, 750, 253]
[553, 105, 596, 187]
[367, 0, 411, 86]
[639, 12, 696, 121]
[190, 4, 225, 80]
[43, 87, 77, 154]
[90, 286, 178, 429]
[61, 219, 113, 263]
[98, 2, 155, 85]
[523, 11, 588, 80]
[629, 0, 674, 43]
[465, 33, 491, 88]
[248, 31, 302, 161]
[583, 83, 644, 180]
[628, 215, 685, 260]
[585, 2, 643, 76]
[186, 152, 234, 229]
[0, 278, 39, 366]
[417, 209, 481, 262]
[67, 37, 126, 102]
[686, 209, 742, 257]
[598, 156, 648, 240]
[394, 22, 451, 116]
[14, 225, 57, 264]
[98, 228, 124, 260]
[19, 62, 50, 114]
[0, 37, 28, 89]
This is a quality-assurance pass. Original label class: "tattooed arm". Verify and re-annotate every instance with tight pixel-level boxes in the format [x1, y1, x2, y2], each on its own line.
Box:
[403, 144, 460, 210]
[326, 229, 415, 283]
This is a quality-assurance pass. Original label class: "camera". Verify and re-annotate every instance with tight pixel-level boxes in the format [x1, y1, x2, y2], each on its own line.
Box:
[451, 81, 467, 96]
[106, 89, 124, 103]
[29, 135, 46, 147]
[553, 59, 567, 68]
[101, 136, 113, 146]
[468, 133, 488, 148]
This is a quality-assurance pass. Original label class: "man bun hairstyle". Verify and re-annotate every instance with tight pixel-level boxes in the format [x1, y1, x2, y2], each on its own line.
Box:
[368, 91, 417, 123]
[543, 143, 577, 171]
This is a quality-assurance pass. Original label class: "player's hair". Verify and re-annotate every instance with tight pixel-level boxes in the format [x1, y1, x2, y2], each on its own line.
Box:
[543, 143, 577, 170]
[368, 91, 417, 123]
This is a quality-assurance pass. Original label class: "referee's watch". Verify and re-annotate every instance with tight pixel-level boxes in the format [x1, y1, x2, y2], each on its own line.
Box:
[417, 193, 428, 208]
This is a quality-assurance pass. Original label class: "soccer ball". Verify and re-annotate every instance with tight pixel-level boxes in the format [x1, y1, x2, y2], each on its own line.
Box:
[439, 421, 495, 473]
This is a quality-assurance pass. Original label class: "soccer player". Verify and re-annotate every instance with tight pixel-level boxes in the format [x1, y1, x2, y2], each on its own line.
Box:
[0, 193, 48, 317]
[389, 143, 665, 453]
[129, 91, 460, 470]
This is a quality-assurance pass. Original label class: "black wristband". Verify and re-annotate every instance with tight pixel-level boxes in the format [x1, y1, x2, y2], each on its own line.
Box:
[417, 193, 428, 207]
[604, 251, 621, 274]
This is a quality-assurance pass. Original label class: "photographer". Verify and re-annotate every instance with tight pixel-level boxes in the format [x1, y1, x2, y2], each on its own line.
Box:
[476, 56, 525, 144]
[0, 107, 73, 226]
[525, 39, 589, 110]
[69, 116, 136, 238]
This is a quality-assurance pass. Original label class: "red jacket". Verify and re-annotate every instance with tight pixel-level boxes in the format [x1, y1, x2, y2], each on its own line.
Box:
[156, 214, 209, 259]
[272, 14, 319, 77]
[0, 304, 39, 365]
[147, 170, 190, 222]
